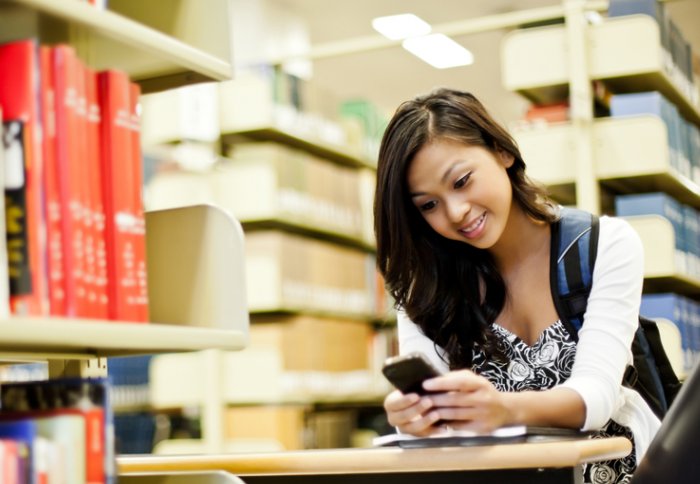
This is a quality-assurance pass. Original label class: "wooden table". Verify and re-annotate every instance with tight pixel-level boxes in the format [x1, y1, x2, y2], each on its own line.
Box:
[118, 436, 631, 484]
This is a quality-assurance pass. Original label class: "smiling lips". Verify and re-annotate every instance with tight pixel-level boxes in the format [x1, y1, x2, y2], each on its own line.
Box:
[459, 213, 486, 238]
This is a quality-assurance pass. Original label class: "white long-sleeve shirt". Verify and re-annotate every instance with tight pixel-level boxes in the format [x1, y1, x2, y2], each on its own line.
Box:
[397, 215, 660, 462]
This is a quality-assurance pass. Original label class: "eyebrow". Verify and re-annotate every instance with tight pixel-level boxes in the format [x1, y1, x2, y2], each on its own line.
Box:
[441, 161, 461, 184]
[410, 161, 466, 198]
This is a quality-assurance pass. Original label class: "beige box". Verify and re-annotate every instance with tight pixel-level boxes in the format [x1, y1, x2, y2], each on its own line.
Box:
[245, 230, 372, 315]
[224, 405, 307, 450]
[251, 315, 372, 372]
[306, 410, 355, 449]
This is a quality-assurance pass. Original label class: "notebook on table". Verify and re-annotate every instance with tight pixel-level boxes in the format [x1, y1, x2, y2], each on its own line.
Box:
[373, 425, 591, 448]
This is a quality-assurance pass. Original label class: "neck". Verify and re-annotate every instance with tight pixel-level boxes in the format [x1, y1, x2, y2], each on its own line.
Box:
[489, 204, 550, 272]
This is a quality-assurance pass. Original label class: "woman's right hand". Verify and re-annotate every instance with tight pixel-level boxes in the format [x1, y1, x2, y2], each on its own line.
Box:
[384, 389, 443, 436]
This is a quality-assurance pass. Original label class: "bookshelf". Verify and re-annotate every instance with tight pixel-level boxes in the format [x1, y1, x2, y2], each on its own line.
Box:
[0, 0, 233, 92]
[501, 4, 698, 376]
[217, 75, 377, 169]
[0, 1, 244, 481]
[221, 126, 376, 170]
[502, 15, 699, 125]
[514, 115, 700, 209]
[140, 73, 393, 453]
[625, 215, 700, 293]
[0, 204, 249, 377]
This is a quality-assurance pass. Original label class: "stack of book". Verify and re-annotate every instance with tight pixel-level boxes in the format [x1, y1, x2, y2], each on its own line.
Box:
[0, 39, 148, 323]
[0, 377, 114, 484]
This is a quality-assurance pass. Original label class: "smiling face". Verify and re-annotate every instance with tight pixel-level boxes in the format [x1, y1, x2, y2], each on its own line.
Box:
[407, 137, 515, 250]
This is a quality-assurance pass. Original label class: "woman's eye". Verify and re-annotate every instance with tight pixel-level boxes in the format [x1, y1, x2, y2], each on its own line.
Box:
[419, 200, 437, 212]
[454, 172, 472, 189]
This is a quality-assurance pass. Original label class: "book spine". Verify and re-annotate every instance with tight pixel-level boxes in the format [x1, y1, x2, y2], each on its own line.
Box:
[40, 45, 66, 317]
[52, 45, 87, 318]
[0, 39, 49, 316]
[74, 54, 92, 318]
[98, 70, 139, 322]
[128, 83, 149, 322]
[85, 67, 109, 320]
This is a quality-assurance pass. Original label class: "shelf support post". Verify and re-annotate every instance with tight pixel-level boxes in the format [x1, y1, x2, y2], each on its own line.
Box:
[48, 357, 108, 378]
[565, 0, 600, 214]
[201, 349, 225, 452]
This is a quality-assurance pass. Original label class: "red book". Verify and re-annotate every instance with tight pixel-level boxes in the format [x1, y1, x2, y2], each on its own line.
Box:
[128, 83, 149, 322]
[85, 67, 108, 320]
[40, 45, 66, 316]
[0, 440, 20, 484]
[0, 39, 49, 316]
[524, 101, 570, 123]
[52, 45, 90, 318]
[98, 70, 144, 322]
[74, 53, 92, 318]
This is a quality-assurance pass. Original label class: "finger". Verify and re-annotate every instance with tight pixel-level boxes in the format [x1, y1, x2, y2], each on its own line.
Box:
[386, 396, 435, 427]
[396, 410, 443, 436]
[384, 390, 420, 412]
[428, 389, 496, 408]
[431, 406, 486, 423]
[422, 370, 487, 393]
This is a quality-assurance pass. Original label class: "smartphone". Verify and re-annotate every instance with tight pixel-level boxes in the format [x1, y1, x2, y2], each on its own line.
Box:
[382, 351, 444, 395]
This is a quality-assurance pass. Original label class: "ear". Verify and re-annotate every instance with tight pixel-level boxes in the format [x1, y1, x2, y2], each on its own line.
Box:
[497, 149, 515, 168]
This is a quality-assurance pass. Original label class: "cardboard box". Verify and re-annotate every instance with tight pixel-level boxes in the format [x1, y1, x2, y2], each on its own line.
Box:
[251, 315, 371, 372]
[224, 405, 307, 450]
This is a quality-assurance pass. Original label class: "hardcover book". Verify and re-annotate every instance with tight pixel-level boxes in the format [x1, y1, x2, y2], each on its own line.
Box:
[0, 39, 49, 316]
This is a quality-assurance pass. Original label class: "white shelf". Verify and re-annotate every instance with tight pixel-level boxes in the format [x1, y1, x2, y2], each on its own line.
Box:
[625, 215, 700, 293]
[218, 76, 375, 169]
[0, 205, 249, 361]
[0, 0, 233, 92]
[240, 219, 375, 252]
[514, 115, 700, 209]
[150, 347, 388, 409]
[502, 15, 700, 125]
[0, 318, 246, 358]
[221, 124, 376, 169]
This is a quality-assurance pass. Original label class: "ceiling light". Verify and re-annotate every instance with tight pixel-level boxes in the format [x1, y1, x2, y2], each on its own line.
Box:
[372, 13, 431, 40]
[402, 34, 474, 69]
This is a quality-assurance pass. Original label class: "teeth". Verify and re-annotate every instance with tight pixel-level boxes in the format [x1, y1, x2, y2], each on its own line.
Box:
[464, 214, 483, 232]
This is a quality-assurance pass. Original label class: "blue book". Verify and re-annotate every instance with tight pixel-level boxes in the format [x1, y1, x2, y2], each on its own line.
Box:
[689, 299, 700, 370]
[608, 0, 659, 19]
[610, 91, 684, 176]
[608, 0, 669, 54]
[641, 293, 691, 371]
[615, 192, 687, 271]
[679, 118, 693, 179]
[682, 205, 700, 279]
[0, 419, 35, 484]
[690, 124, 700, 183]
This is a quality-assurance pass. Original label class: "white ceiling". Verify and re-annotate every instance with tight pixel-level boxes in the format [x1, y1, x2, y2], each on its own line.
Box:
[272, 0, 700, 125]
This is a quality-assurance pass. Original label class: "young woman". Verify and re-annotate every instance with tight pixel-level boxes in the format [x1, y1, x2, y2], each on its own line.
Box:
[375, 88, 660, 483]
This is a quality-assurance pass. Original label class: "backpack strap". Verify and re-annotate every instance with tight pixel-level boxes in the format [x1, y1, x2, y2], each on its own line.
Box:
[550, 207, 600, 339]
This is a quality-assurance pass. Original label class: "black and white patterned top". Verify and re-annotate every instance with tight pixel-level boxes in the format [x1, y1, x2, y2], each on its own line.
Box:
[472, 321, 637, 484]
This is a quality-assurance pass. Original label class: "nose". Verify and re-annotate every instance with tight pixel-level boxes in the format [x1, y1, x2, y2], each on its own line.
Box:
[446, 197, 470, 224]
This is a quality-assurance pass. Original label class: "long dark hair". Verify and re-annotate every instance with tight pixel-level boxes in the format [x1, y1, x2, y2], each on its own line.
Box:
[374, 88, 556, 369]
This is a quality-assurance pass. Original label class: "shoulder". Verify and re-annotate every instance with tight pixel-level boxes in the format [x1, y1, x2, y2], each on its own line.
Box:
[555, 207, 642, 256]
[592, 215, 644, 284]
[598, 215, 643, 254]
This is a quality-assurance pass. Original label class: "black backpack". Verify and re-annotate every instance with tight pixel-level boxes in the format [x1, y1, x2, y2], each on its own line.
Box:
[551, 207, 682, 420]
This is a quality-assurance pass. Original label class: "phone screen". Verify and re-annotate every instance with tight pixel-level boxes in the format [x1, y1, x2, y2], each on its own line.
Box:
[382, 352, 443, 395]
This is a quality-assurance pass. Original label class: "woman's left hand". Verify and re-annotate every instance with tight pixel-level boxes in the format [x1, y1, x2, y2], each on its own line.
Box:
[422, 369, 513, 433]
